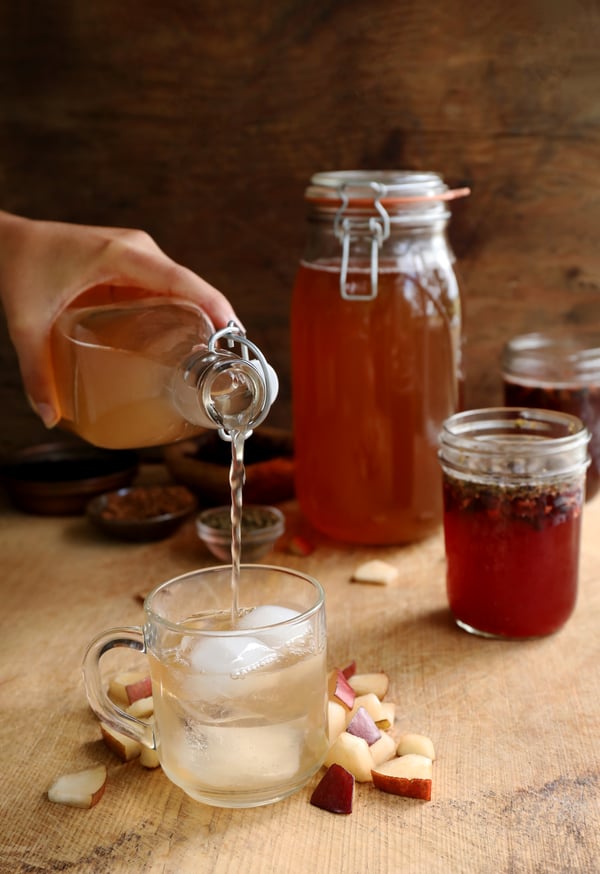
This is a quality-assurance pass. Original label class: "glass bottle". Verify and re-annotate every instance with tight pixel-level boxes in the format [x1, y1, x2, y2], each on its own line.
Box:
[501, 330, 600, 500]
[51, 296, 277, 449]
[439, 407, 589, 638]
[291, 170, 469, 544]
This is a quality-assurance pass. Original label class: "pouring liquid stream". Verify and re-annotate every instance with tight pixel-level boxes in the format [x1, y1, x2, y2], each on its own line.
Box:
[229, 428, 246, 620]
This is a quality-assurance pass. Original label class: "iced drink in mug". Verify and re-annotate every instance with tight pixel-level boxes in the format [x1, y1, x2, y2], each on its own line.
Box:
[83, 565, 328, 808]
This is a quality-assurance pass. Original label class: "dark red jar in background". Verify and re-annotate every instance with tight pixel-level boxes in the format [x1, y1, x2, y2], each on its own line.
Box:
[502, 331, 600, 500]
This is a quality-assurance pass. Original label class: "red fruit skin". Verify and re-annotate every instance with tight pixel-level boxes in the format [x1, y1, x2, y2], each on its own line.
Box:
[125, 676, 152, 704]
[341, 660, 357, 679]
[310, 764, 355, 814]
[371, 773, 432, 801]
[346, 706, 382, 746]
[329, 669, 356, 710]
[288, 535, 315, 556]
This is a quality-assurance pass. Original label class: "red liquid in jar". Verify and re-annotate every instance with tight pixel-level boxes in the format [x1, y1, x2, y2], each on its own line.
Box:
[442, 475, 583, 637]
[292, 261, 461, 544]
[504, 380, 600, 499]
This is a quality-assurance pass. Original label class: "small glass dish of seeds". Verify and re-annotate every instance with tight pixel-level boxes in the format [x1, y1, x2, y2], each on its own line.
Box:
[196, 505, 285, 562]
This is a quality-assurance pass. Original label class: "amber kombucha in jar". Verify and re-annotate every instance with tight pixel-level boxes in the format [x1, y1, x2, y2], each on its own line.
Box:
[291, 171, 469, 544]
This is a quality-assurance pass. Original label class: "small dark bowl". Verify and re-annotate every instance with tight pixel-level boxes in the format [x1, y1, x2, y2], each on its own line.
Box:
[196, 504, 285, 562]
[87, 485, 198, 542]
[0, 442, 139, 515]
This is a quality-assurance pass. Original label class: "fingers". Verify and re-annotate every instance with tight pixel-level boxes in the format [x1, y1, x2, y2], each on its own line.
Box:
[95, 240, 242, 330]
[8, 322, 60, 428]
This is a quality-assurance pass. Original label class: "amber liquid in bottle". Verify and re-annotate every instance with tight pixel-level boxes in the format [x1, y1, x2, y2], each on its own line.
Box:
[291, 260, 461, 544]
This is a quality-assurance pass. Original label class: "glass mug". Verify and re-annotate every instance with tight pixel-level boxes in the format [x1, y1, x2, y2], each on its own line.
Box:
[83, 565, 328, 808]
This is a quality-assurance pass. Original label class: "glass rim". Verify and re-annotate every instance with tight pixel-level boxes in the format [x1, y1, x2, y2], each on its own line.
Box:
[439, 407, 590, 456]
[144, 563, 325, 636]
[502, 331, 600, 384]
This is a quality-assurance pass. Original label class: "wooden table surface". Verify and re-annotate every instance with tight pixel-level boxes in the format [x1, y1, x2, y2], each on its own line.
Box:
[1, 470, 599, 874]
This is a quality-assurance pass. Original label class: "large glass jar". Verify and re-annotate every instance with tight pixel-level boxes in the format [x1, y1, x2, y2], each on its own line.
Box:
[291, 170, 469, 544]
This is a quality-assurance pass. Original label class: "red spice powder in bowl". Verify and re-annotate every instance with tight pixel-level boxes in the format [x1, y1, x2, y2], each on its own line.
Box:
[87, 485, 198, 541]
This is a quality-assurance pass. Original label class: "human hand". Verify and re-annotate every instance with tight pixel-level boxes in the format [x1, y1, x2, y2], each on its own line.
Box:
[0, 211, 239, 427]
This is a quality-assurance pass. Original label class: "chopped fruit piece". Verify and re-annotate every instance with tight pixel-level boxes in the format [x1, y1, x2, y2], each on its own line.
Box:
[397, 733, 436, 761]
[126, 696, 154, 719]
[328, 700, 347, 745]
[108, 672, 152, 706]
[351, 560, 398, 585]
[100, 724, 142, 762]
[47, 764, 107, 808]
[378, 701, 396, 728]
[346, 707, 381, 746]
[348, 672, 389, 700]
[341, 660, 357, 679]
[310, 764, 354, 814]
[328, 669, 356, 710]
[347, 693, 386, 725]
[324, 732, 374, 782]
[370, 731, 397, 767]
[371, 754, 433, 800]
[288, 535, 315, 556]
[139, 746, 161, 769]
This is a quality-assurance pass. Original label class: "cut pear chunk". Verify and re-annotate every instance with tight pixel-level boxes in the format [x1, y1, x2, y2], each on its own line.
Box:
[47, 764, 107, 808]
[348, 672, 390, 700]
[371, 754, 433, 800]
[310, 764, 354, 814]
[351, 560, 398, 585]
[324, 731, 374, 782]
[397, 733, 436, 761]
[100, 724, 142, 762]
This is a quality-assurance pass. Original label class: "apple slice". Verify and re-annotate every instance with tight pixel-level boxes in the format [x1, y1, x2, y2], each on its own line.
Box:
[351, 560, 398, 585]
[324, 731, 374, 782]
[346, 706, 381, 746]
[100, 724, 142, 762]
[348, 672, 389, 700]
[397, 733, 436, 761]
[126, 696, 154, 719]
[370, 731, 397, 767]
[328, 700, 347, 745]
[310, 764, 354, 814]
[108, 671, 152, 706]
[328, 669, 356, 710]
[139, 746, 161, 769]
[371, 754, 433, 801]
[47, 764, 107, 808]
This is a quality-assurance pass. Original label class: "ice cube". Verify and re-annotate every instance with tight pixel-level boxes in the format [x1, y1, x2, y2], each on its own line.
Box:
[237, 605, 299, 629]
[238, 604, 311, 650]
[190, 634, 277, 676]
[183, 722, 302, 789]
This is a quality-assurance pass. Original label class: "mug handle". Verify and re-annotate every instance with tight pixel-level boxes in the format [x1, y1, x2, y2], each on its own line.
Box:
[82, 626, 155, 749]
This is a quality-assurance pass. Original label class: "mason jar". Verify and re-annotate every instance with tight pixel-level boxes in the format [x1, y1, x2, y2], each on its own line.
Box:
[502, 330, 600, 499]
[291, 170, 469, 544]
[439, 407, 589, 639]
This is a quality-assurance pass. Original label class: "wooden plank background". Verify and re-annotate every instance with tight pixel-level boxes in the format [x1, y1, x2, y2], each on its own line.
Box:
[1, 0, 599, 451]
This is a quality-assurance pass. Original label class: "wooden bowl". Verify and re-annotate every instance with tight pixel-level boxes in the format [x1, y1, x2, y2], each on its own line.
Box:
[164, 427, 295, 505]
[0, 442, 139, 515]
[87, 485, 198, 542]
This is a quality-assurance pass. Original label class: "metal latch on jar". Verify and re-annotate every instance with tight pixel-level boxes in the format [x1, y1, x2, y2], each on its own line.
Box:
[333, 182, 391, 300]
